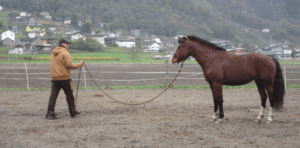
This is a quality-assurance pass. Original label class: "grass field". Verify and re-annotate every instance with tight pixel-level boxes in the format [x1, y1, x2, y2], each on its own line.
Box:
[0, 11, 9, 23]
[0, 46, 300, 65]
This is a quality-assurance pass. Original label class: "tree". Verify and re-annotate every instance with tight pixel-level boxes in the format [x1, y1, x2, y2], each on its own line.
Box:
[81, 22, 91, 33]
[71, 14, 78, 27]
[285, 0, 300, 18]
[241, 43, 256, 53]
[135, 37, 142, 48]
[126, 47, 142, 61]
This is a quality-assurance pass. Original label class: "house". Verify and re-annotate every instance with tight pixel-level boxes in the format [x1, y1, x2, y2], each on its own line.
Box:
[71, 32, 84, 40]
[27, 18, 36, 25]
[11, 26, 22, 34]
[1, 30, 15, 41]
[26, 24, 45, 32]
[116, 38, 135, 48]
[64, 19, 71, 24]
[44, 15, 52, 19]
[104, 37, 117, 46]
[274, 49, 292, 60]
[262, 28, 270, 33]
[20, 12, 27, 17]
[28, 30, 45, 38]
[0, 6, 3, 11]
[89, 34, 109, 45]
[131, 29, 148, 37]
[40, 11, 50, 16]
[8, 45, 24, 54]
[226, 48, 247, 55]
[142, 41, 160, 52]
[2, 38, 15, 48]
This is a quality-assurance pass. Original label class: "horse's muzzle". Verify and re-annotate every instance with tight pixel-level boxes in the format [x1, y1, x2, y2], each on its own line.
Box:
[172, 58, 177, 64]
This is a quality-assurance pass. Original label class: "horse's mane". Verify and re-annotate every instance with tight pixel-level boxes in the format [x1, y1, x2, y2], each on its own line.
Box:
[183, 36, 226, 51]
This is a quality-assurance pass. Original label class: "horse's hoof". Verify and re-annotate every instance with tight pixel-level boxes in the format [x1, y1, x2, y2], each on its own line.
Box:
[210, 118, 217, 122]
[266, 120, 272, 124]
[215, 119, 222, 124]
[255, 119, 261, 124]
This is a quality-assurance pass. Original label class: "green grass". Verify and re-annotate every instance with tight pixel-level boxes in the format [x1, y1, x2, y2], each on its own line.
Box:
[0, 12, 9, 23]
[0, 47, 300, 65]
[1, 84, 299, 91]
[15, 34, 27, 39]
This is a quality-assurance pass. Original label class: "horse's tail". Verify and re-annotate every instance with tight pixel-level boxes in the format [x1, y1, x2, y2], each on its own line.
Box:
[272, 58, 285, 110]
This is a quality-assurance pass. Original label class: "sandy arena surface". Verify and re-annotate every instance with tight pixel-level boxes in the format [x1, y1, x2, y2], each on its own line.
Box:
[0, 88, 299, 148]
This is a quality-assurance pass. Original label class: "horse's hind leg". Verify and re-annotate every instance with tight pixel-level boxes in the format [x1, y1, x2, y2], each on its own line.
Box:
[265, 85, 274, 124]
[209, 82, 218, 122]
[209, 82, 224, 124]
[255, 80, 268, 124]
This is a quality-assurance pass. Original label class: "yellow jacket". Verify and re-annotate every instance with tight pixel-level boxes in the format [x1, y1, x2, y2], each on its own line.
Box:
[50, 46, 83, 81]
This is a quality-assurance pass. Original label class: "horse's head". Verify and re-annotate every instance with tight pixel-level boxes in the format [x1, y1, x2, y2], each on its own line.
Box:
[172, 37, 191, 64]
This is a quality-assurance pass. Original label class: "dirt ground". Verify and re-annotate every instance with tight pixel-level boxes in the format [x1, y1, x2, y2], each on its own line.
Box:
[0, 88, 299, 148]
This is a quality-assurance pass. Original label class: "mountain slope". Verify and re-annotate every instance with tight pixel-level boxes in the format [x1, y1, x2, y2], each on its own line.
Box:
[0, 0, 299, 45]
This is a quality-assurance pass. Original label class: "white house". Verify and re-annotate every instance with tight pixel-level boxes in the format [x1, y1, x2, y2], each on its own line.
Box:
[44, 15, 52, 19]
[262, 28, 270, 33]
[40, 11, 50, 16]
[116, 39, 135, 48]
[28, 30, 45, 38]
[20, 12, 27, 17]
[1, 30, 15, 41]
[0, 6, 3, 11]
[9, 45, 24, 54]
[90, 34, 109, 45]
[143, 42, 160, 53]
[43, 44, 52, 50]
[71, 32, 84, 40]
[64, 20, 71, 24]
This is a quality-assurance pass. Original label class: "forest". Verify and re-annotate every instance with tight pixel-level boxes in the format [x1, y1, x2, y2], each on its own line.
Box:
[0, 0, 299, 44]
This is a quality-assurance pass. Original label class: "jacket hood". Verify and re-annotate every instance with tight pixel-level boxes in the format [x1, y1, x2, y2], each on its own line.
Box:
[52, 47, 67, 55]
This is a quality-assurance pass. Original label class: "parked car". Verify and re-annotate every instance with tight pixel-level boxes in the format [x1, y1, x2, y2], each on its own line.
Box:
[152, 55, 163, 60]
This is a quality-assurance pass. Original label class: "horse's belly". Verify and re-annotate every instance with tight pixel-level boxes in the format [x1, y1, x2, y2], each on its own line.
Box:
[223, 80, 253, 86]
[223, 74, 256, 86]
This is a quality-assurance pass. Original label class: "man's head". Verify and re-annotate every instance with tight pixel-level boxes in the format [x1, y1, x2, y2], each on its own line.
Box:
[59, 39, 72, 48]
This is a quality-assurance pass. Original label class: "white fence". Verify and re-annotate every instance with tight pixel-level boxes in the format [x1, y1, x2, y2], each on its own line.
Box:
[0, 63, 299, 90]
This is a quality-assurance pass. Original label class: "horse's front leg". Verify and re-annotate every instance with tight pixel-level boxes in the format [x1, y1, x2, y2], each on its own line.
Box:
[210, 82, 224, 124]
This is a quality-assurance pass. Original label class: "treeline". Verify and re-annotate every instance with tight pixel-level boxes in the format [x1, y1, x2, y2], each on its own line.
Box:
[69, 38, 103, 52]
[1, 0, 300, 44]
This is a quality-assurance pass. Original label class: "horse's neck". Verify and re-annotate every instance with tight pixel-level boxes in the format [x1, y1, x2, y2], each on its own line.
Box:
[191, 44, 218, 69]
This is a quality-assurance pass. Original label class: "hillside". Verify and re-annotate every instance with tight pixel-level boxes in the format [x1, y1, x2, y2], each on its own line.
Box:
[0, 0, 299, 45]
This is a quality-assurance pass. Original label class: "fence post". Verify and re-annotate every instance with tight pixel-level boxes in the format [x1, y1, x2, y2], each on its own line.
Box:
[165, 60, 169, 88]
[24, 63, 29, 90]
[83, 65, 87, 89]
[284, 66, 286, 88]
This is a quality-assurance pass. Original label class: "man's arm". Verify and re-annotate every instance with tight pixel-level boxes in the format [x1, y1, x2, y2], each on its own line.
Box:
[63, 52, 83, 69]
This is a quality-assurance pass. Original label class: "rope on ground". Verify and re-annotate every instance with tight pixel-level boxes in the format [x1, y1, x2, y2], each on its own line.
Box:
[76, 62, 184, 106]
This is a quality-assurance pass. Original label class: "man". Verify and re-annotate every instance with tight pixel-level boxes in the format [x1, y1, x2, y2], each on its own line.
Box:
[45, 39, 84, 119]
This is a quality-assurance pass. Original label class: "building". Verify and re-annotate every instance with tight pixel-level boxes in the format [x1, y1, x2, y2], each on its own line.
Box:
[3, 38, 15, 48]
[8, 45, 24, 54]
[71, 32, 84, 40]
[1, 30, 15, 41]
[130, 29, 148, 37]
[116, 38, 135, 48]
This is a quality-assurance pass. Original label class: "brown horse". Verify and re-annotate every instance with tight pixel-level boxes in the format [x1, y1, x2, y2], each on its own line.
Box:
[172, 36, 285, 124]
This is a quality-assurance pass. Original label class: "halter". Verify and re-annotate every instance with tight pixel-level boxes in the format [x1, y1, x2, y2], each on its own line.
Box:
[183, 36, 193, 58]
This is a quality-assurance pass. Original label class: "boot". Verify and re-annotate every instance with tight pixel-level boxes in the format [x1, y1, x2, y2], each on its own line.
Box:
[45, 111, 60, 120]
[71, 110, 81, 118]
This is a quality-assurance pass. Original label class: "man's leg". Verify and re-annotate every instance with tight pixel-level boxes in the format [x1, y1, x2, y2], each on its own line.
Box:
[60, 80, 78, 116]
[46, 81, 61, 119]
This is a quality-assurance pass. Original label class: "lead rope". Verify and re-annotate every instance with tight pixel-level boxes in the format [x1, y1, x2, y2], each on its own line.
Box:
[76, 62, 184, 106]
[75, 66, 81, 107]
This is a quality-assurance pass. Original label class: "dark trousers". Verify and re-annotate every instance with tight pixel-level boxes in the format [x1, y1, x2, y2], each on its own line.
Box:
[46, 80, 77, 116]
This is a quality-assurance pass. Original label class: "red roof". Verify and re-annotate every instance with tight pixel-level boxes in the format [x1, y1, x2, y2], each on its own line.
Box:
[236, 50, 241, 53]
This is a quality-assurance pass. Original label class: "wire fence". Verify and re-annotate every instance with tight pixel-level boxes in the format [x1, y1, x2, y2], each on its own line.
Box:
[0, 62, 299, 90]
